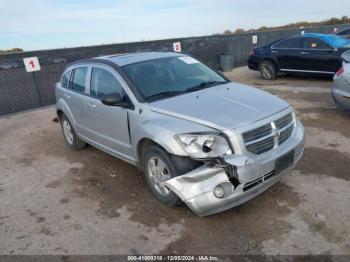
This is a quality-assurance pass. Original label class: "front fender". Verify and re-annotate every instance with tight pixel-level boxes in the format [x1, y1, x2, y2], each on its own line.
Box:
[131, 115, 217, 162]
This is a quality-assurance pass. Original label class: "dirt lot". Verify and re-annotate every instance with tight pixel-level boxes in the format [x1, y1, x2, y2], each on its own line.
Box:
[0, 67, 349, 255]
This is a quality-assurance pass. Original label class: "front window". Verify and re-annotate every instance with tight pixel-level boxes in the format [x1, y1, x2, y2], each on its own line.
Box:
[90, 68, 125, 99]
[122, 56, 227, 102]
[303, 38, 331, 50]
[338, 29, 350, 35]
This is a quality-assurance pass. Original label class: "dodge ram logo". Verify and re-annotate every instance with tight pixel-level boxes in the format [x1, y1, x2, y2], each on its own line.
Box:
[271, 122, 281, 145]
[275, 128, 281, 139]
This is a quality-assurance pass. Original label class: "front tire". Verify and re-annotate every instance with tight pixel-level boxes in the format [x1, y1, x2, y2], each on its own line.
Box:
[143, 145, 182, 206]
[60, 115, 87, 150]
[259, 60, 276, 80]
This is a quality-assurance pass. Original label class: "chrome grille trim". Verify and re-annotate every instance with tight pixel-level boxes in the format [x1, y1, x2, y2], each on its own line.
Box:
[275, 113, 293, 129]
[242, 113, 294, 155]
[246, 137, 274, 155]
[242, 124, 272, 143]
[279, 125, 294, 145]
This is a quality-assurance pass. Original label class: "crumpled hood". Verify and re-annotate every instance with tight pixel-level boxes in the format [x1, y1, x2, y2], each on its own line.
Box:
[149, 82, 289, 129]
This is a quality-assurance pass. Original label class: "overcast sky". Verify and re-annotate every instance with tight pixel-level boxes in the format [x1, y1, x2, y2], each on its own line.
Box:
[0, 0, 349, 51]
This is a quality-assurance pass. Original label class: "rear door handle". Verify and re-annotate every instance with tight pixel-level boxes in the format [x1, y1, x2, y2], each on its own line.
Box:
[301, 51, 310, 55]
[64, 94, 71, 99]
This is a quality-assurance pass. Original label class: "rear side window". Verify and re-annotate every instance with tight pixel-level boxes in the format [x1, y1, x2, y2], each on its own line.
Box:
[61, 70, 71, 88]
[90, 68, 124, 99]
[338, 29, 350, 35]
[69, 67, 88, 93]
[273, 38, 302, 49]
[303, 38, 331, 50]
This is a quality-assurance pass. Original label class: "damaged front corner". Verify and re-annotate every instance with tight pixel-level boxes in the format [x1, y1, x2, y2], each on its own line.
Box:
[223, 154, 254, 167]
[161, 165, 229, 202]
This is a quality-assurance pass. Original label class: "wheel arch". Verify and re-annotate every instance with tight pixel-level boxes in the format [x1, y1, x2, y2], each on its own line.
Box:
[56, 109, 64, 121]
[136, 138, 180, 170]
[56, 98, 77, 127]
[259, 58, 279, 71]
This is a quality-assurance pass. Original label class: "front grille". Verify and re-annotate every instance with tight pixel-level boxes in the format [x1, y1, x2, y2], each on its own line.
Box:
[246, 136, 274, 155]
[242, 113, 294, 155]
[275, 113, 293, 129]
[242, 170, 276, 192]
[279, 125, 294, 145]
[242, 124, 272, 143]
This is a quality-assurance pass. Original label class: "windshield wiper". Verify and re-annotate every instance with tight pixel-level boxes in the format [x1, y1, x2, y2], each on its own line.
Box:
[186, 81, 227, 93]
[145, 90, 187, 101]
[145, 81, 228, 102]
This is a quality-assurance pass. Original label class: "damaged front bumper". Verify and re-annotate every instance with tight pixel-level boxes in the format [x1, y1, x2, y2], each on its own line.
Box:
[162, 121, 305, 216]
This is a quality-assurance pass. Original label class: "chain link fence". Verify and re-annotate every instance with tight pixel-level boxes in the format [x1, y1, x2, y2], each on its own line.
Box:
[1, 24, 349, 115]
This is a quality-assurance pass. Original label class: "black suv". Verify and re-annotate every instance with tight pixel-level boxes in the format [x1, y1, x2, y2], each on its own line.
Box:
[248, 33, 350, 80]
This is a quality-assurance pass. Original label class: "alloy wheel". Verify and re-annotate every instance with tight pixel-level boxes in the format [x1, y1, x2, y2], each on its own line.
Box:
[147, 156, 172, 196]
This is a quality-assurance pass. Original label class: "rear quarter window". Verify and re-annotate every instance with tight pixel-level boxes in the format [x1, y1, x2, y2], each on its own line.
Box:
[273, 38, 302, 49]
[61, 70, 71, 88]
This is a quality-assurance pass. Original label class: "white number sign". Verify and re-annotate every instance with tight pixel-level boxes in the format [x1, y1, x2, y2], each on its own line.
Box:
[252, 35, 258, 44]
[23, 57, 41, 72]
[173, 42, 182, 52]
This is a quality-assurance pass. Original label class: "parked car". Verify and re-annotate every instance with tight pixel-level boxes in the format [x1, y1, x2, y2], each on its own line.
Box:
[56, 52, 305, 216]
[248, 33, 350, 80]
[48, 57, 67, 64]
[0, 61, 20, 70]
[332, 49, 350, 110]
[336, 28, 350, 39]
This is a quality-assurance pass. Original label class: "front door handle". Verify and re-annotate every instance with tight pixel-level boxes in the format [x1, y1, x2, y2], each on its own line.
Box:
[301, 51, 310, 55]
[271, 50, 279, 54]
[64, 94, 71, 99]
[87, 103, 96, 109]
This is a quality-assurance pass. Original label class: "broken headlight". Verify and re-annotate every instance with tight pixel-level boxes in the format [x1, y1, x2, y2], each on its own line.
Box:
[174, 133, 232, 159]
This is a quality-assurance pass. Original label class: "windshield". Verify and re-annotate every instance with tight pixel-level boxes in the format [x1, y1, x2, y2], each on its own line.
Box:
[122, 56, 227, 102]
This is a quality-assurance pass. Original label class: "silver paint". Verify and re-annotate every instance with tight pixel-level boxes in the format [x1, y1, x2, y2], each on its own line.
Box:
[56, 52, 305, 216]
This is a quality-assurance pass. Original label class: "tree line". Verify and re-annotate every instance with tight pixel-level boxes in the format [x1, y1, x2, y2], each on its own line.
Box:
[0, 48, 23, 54]
[219, 16, 350, 35]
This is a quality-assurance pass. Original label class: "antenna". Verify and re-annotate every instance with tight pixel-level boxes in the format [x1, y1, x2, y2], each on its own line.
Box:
[121, 25, 128, 53]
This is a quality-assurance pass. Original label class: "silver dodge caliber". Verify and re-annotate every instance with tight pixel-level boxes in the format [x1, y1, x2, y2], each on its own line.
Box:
[56, 52, 305, 216]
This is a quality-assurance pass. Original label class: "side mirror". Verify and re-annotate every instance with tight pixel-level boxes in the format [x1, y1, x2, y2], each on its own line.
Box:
[101, 93, 130, 108]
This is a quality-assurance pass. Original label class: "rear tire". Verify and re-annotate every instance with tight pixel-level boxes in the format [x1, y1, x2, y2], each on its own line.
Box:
[259, 60, 276, 80]
[143, 145, 200, 207]
[60, 115, 86, 150]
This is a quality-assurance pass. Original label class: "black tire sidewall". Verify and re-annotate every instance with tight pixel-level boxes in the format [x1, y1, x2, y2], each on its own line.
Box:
[143, 145, 181, 206]
[259, 61, 276, 80]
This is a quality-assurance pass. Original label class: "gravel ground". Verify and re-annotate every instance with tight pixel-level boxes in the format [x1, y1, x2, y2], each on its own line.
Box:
[0, 67, 349, 256]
